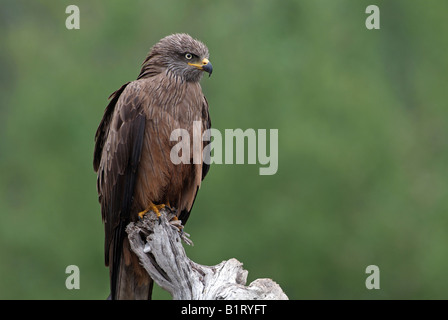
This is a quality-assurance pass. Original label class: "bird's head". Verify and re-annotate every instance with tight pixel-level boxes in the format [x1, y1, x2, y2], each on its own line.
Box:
[138, 33, 212, 82]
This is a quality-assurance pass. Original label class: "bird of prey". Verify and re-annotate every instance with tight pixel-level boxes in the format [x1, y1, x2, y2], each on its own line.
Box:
[93, 33, 212, 300]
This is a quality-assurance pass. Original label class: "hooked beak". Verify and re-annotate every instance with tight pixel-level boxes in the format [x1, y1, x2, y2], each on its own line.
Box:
[188, 58, 213, 77]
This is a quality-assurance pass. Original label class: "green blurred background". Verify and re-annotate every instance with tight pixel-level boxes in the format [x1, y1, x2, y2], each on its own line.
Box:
[1, 0, 447, 299]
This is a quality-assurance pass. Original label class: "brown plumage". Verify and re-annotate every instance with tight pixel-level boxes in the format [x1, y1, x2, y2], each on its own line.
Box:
[93, 33, 212, 300]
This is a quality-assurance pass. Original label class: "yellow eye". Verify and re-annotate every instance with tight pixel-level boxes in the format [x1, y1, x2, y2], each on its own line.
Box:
[185, 53, 193, 60]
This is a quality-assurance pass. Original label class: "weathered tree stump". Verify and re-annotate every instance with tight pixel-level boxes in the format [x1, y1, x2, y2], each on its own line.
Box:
[126, 209, 288, 300]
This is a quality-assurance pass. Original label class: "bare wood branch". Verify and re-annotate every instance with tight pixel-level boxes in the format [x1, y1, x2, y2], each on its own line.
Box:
[126, 209, 288, 300]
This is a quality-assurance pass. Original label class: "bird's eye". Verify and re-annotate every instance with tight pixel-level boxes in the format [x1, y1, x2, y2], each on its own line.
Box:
[185, 53, 193, 60]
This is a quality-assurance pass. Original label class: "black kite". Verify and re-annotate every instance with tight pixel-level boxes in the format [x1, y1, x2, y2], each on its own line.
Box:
[93, 33, 212, 300]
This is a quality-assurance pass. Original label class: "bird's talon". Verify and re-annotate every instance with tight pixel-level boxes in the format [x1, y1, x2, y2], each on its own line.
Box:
[138, 209, 148, 220]
[138, 202, 167, 221]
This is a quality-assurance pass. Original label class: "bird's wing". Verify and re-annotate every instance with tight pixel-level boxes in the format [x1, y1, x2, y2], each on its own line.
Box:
[93, 82, 131, 172]
[178, 94, 211, 224]
[94, 81, 147, 299]
[201, 95, 212, 180]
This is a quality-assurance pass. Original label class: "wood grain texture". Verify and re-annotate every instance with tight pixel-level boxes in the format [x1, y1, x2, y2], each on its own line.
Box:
[126, 209, 288, 300]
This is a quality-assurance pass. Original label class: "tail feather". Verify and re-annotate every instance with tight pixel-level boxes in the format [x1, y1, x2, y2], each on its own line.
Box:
[109, 227, 153, 300]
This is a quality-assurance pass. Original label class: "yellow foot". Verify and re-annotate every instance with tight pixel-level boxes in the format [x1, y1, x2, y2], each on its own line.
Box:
[138, 202, 166, 219]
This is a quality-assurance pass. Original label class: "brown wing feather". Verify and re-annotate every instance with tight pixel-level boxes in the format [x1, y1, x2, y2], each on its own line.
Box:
[94, 82, 148, 299]
[201, 95, 212, 180]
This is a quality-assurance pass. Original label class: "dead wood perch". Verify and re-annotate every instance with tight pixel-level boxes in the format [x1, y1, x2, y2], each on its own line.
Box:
[126, 209, 288, 300]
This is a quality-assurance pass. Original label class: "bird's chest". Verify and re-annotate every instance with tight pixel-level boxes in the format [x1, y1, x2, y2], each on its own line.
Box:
[138, 80, 205, 168]
[143, 81, 203, 131]
[134, 81, 204, 208]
